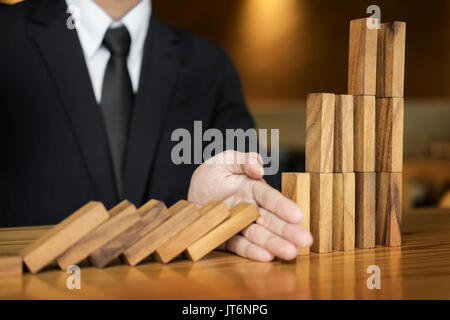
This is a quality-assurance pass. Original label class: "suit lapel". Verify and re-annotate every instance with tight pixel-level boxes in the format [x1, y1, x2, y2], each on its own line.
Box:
[29, 0, 118, 206]
[123, 16, 181, 204]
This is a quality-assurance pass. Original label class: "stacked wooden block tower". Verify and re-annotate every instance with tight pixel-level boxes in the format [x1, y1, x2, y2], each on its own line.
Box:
[282, 17, 405, 254]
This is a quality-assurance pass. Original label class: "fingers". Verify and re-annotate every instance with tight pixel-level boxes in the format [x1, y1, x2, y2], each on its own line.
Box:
[253, 181, 303, 223]
[241, 223, 298, 260]
[256, 208, 313, 249]
[226, 235, 274, 262]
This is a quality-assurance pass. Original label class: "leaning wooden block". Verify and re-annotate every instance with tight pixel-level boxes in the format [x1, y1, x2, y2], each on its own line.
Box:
[282, 172, 310, 255]
[0, 254, 23, 278]
[89, 200, 170, 268]
[376, 172, 402, 247]
[310, 173, 333, 253]
[348, 18, 378, 96]
[21, 201, 109, 273]
[186, 203, 259, 262]
[306, 93, 335, 173]
[334, 94, 354, 172]
[354, 95, 375, 172]
[332, 173, 355, 251]
[154, 201, 230, 264]
[355, 172, 376, 249]
[57, 200, 140, 270]
[122, 200, 200, 266]
[376, 22, 406, 98]
[376, 97, 404, 172]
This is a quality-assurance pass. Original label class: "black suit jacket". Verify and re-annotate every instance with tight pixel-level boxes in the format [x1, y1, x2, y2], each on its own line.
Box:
[0, 0, 254, 227]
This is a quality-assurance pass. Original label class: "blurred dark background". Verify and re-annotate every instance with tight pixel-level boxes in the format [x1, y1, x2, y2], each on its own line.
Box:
[2, 0, 450, 208]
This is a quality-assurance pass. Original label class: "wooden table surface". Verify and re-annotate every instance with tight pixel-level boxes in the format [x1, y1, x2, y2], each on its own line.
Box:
[1, 208, 450, 300]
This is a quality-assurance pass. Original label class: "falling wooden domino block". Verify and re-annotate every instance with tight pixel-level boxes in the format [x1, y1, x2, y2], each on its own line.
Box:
[306, 93, 335, 173]
[376, 172, 402, 247]
[348, 18, 378, 96]
[89, 200, 170, 268]
[310, 173, 333, 253]
[354, 95, 375, 172]
[334, 94, 354, 172]
[21, 201, 109, 273]
[355, 172, 376, 249]
[0, 254, 23, 278]
[186, 203, 259, 262]
[154, 201, 230, 264]
[122, 200, 200, 266]
[282, 172, 310, 255]
[376, 22, 406, 98]
[57, 200, 140, 270]
[332, 173, 355, 251]
[376, 97, 404, 172]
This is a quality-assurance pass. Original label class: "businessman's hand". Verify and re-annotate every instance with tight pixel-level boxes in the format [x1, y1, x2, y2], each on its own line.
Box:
[187, 151, 313, 261]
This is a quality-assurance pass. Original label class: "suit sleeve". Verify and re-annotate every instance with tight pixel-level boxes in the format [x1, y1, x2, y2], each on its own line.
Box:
[209, 47, 279, 189]
[210, 47, 255, 133]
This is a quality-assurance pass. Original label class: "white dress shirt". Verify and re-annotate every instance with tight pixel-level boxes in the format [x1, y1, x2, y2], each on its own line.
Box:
[65, 0, 152, 103]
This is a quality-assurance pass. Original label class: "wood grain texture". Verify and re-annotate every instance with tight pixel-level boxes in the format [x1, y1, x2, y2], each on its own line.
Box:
[334, 95, 354, 172]
[122, 200, 199, 266]
[354, 95, 375, 172]
[376, 173, 402, 247]
[57, 200, 140, 270]
[186, 203, 259, 262]
[376, 97, 404, 172]
[333, 173, 355, 251]
[89, 200, 169, 268]
[348, 18, 378, 96]
[4, 208, 450, 300]
[306, 93, 335, 173]
[355, 172, 376, 249]
[376, 22, 406, 98]
[21, 201, 109, 273]
[282, 172, 310, 255]
[310, 173, 333, 253]
[0, 253, 22, 278]
[154, 201, 230, 263]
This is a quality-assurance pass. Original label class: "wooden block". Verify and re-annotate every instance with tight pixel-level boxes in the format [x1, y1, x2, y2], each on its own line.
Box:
[122, 200, 200, 266]
[282, 172, 310, 255]
[0, 254, 22, 278]
[334, 94, 354, 172]
[355, 172, 376, 249]
[354, 95, 375, 172]
[186, 203, 259, 262]
[310, 173, 333, 253]
[332, 173, 355, 251]
[348, 18, 378, 95]
[89, 200, 170, 268]
[376, 22, 406, 98]
[21, 201, 109, 273]
[376, 97, 404, 172]
[57, 200, 140, 270]
[376, 172, 402, 247]
[306, 93, 335, 173]
[154, 201, 230, 263]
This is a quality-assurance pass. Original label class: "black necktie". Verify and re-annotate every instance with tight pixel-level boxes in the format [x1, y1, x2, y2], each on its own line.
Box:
[100, 26, 133, 198]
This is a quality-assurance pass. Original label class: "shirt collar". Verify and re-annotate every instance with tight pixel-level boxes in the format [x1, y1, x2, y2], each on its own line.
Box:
[65, 0, 151, 59]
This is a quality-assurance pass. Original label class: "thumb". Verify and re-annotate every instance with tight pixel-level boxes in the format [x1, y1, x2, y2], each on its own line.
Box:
[230, 151, 264, 180]
[205, 151, 264, 180]
[242, 157, 264, 180]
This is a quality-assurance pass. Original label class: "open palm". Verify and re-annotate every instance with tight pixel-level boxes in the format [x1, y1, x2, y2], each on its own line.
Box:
[188, 151, 313, 261]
